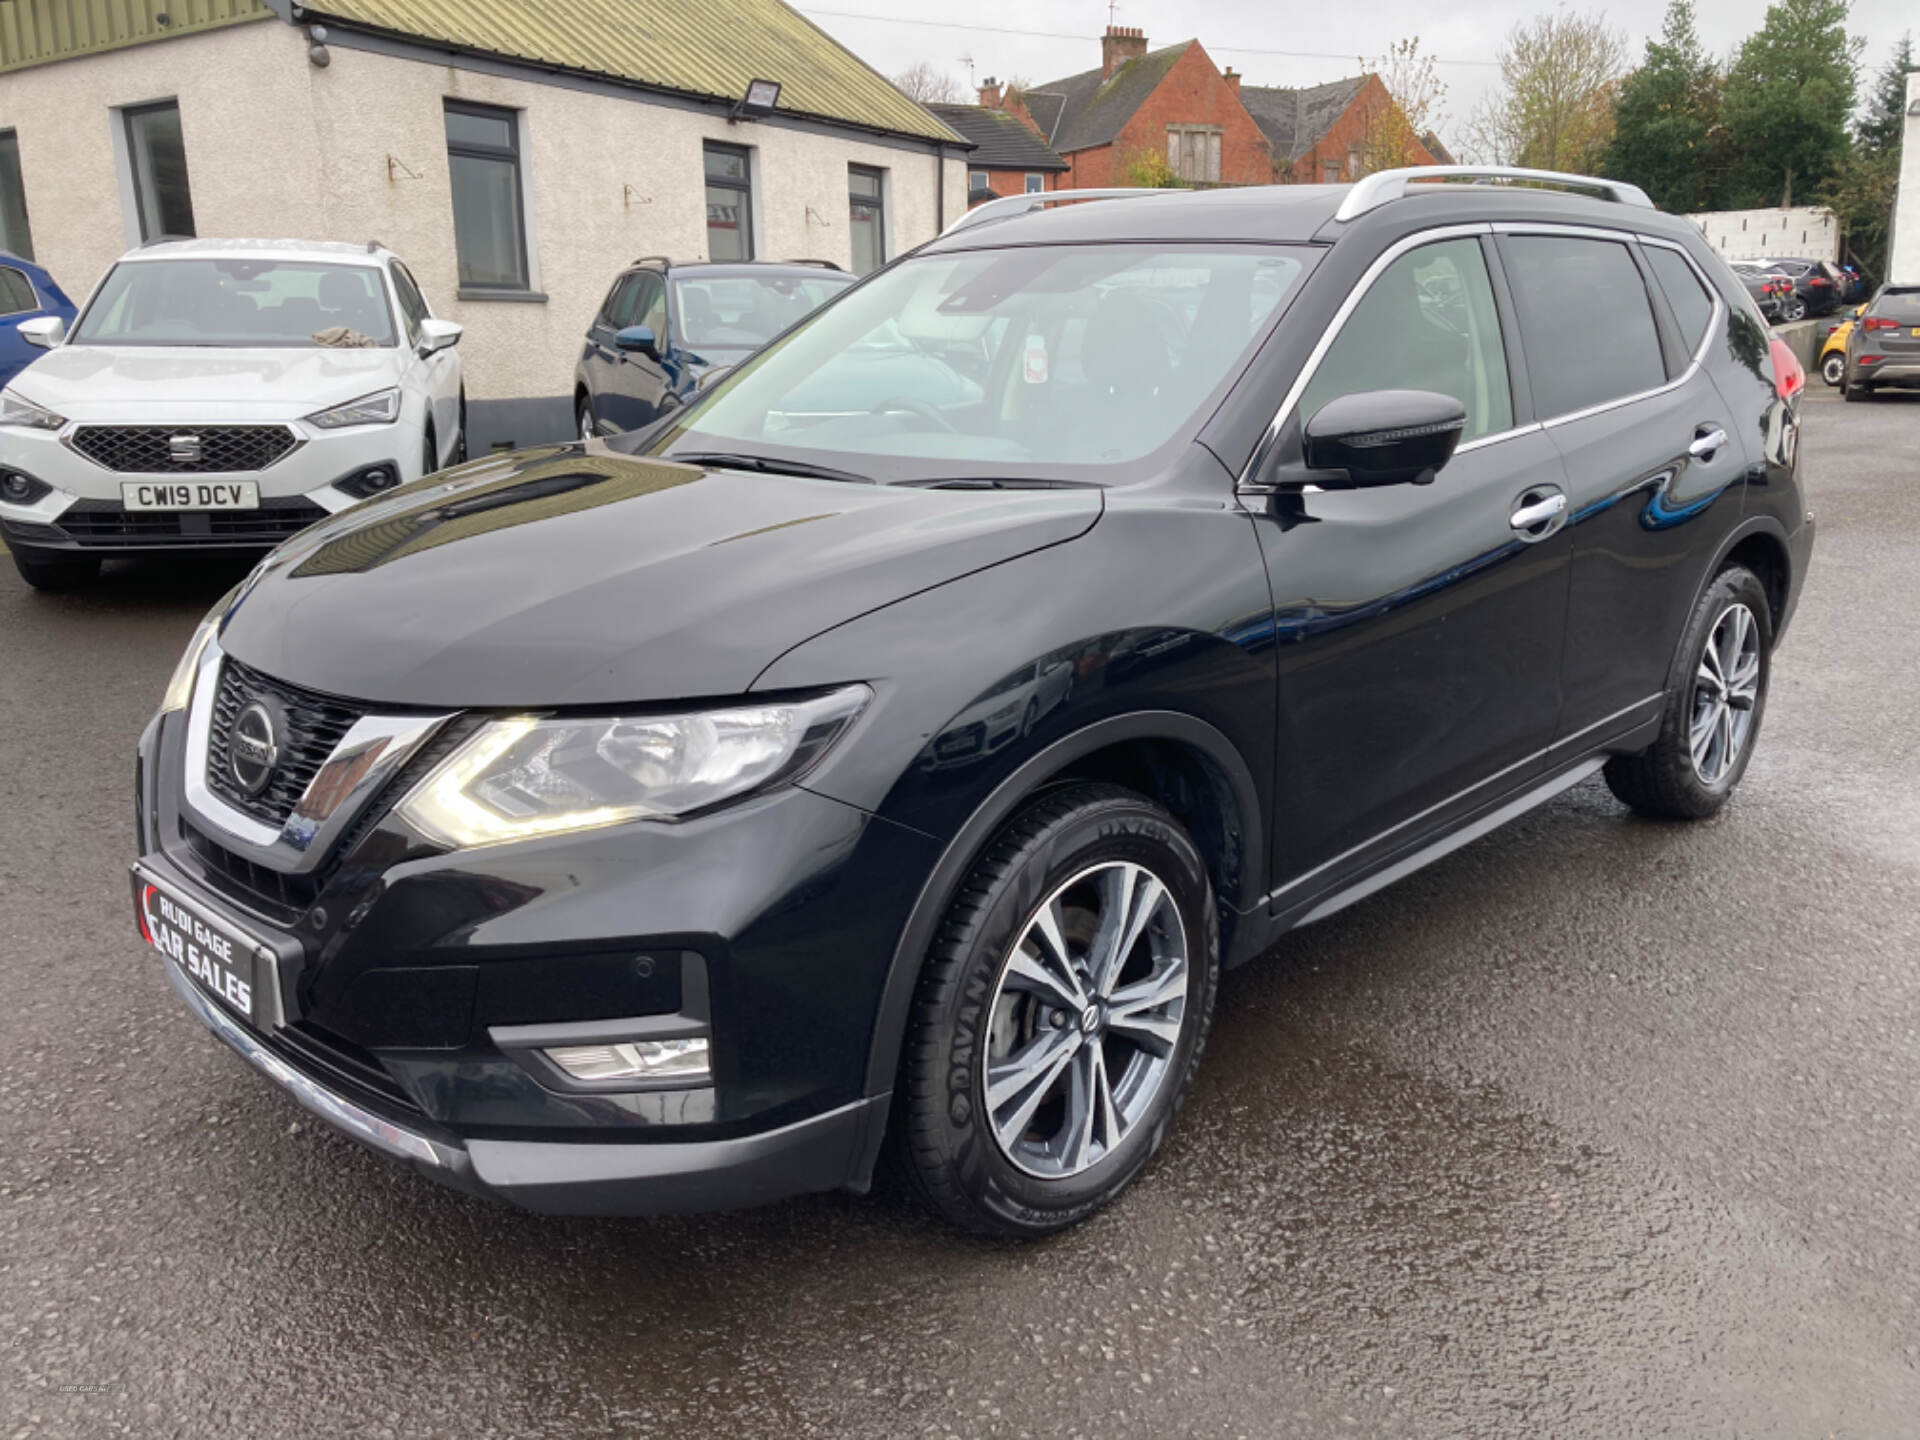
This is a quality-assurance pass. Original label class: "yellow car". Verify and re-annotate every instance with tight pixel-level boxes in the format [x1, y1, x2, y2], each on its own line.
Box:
[1819, 306, 1865, 386]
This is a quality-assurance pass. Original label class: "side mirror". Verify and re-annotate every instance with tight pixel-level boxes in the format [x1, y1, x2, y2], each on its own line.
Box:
[1854, 304, 1867, 317]
[418, 317, 462, 355]
[1302, 389, 1467, 488]
[17, 315, 65, 349]
[615, 324, 659, 358]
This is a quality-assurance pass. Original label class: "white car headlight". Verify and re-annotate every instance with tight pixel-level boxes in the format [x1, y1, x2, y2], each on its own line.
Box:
[397, 686, 870, 849]
[0, 387, 66, 430]
[305, 387, 402, 428]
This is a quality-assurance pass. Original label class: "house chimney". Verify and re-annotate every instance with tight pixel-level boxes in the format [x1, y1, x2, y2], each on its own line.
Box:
[1101, 25, 1147, 80]
[1223, 66, 1241, 96]
[979, 76, 1003, 109]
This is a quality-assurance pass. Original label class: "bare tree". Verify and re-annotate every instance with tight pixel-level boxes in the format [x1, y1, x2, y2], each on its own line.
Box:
[893, 63, 965, 104]
[1359, 38, 1449, 174]
[1463, 10, 1628, 172]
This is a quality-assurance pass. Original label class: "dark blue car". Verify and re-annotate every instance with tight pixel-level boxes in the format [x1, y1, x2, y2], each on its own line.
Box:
[0, 253, 77, 389]
[574, 258, 852, 438]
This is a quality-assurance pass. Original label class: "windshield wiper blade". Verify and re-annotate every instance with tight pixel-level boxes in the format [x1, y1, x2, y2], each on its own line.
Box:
[670, 451, 874, 485]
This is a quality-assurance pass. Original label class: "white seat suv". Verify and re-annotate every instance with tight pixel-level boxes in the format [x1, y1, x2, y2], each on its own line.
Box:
[0, 238, 464, 589]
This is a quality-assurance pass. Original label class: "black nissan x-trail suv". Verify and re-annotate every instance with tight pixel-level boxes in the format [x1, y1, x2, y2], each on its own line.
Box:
[134, 168, 1813, 1236]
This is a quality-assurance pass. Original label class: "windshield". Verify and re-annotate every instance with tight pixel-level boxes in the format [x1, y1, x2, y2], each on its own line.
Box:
[72, 259, 397, 348]
[655, 243, 1310, 481]
[672, 272, 853, 351]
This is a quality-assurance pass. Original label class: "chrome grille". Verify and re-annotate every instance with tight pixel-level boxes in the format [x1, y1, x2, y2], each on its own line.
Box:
[205, 659, 366, 826]
[69, 424, 299, 473]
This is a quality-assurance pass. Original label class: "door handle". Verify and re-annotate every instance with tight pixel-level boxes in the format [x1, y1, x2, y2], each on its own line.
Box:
[1689, 426, 1728, 462]
[1510, 491, 1567, 532]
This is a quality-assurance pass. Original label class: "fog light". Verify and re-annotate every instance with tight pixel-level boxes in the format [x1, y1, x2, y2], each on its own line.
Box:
[337, 465, 401, 500]
[546, 1036, 710, 1084]
[0, 471, 49, 504]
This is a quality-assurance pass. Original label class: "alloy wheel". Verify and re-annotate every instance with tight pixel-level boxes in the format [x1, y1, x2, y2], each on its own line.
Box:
[1690, 602, 1761, 785]
[983, 861, 1188, 1179]
[1821, 354, 1845, 387]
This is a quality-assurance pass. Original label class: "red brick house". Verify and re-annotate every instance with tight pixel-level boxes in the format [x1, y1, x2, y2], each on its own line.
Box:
[976, 26, 1441, 191]
[1239, 75, 1442, 184]
[927, 99, 1068, 204]
[1018, 29, 1271, 189]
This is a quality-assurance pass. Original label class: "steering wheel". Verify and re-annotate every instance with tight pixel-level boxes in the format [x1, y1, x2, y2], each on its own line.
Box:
[869, 396, 958, 433]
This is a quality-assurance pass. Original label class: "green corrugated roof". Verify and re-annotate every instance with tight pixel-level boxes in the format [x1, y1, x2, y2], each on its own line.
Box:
[0, 0, 269, 74]
[300, 0, 962, 144]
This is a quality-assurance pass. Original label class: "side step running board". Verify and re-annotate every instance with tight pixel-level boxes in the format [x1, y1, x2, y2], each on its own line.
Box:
[1296, 758, 1606, 928]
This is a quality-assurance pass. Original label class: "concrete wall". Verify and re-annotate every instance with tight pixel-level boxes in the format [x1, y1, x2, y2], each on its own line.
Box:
[1890, 73, 1920, 285]
[0, 17, 969, 445]
[1686, 206, 1840, 264]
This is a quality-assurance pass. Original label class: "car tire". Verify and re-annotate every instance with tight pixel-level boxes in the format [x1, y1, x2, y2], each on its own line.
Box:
[1604, 564, 1772, 821]
[577, 397, 597, 442]
[1820, 353, 1845, 387]
[10, 545, 101, 591]
[894, 782, 1218, 1237]
[422, 426, 438, 479]
[1842, 372, 1872, 402]
[1781, 297, 1807, 322]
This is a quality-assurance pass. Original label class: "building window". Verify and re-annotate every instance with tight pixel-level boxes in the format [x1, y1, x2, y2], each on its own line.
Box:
[1024, 173, 1044, 194]
[1320, 158, 1341, 183]
[1347, 145, 1362, 178]
[444, 102, 530, 291]
[0, 131, 31, 260]
[969, 169, 990, 193]
[705, 142, 754, 262]
[848, 165, 885, 276]
[1165, 125, 1221, 183]
[123, 102, 196, 241]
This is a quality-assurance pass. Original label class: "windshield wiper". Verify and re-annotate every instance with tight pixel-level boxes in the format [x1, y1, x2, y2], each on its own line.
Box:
[669, 451, 874, 485]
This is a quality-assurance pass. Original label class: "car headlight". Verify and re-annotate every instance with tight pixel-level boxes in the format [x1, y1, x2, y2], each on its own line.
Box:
[0, 387, 66, 430]
[305, 387, 402, 428]
[397, 685, 870, 849]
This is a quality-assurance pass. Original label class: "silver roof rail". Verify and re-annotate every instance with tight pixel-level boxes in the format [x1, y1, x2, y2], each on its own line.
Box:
[943, 188, 1173, 236]
[1334, 166, 1655, 223]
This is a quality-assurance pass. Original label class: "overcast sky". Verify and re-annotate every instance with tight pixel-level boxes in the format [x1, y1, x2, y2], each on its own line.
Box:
[799, 0, 1914, 146]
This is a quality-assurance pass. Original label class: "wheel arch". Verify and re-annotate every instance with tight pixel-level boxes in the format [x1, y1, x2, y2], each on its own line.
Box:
[861, 710, 1264, 1098]
[1715, 520, 1793, 638]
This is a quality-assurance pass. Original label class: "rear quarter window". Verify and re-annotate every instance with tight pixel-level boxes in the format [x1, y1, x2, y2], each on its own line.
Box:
[1643, 245, 1716, 357]
[1501, 235, 1667, 419]
[0, 264, 35, 316]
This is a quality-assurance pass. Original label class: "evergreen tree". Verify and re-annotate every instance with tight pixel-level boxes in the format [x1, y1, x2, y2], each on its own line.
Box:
[1721, 0, 1861, 208]
[1856, 34, 1914, 156]
[1604, 0, 1724, 211]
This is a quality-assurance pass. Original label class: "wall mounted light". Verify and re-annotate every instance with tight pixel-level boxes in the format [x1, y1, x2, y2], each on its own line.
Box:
[731, 79, 781, 121]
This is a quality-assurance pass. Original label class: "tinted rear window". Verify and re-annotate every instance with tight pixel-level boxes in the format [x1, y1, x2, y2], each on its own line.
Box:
[1502, 236, 1667, 418]
[1643, 246, 1715, 355]
[1871, 289, 1920, 321]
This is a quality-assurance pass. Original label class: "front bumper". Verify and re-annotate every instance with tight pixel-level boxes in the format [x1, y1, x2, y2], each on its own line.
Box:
[0, 414, 415, 550]
[160, 950, 892, 1214]
[138, 678, 940, 1214]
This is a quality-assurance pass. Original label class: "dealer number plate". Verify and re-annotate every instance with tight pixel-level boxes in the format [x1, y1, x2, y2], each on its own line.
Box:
[121, 481, 260, 511]
[137, 878, 267, 1026]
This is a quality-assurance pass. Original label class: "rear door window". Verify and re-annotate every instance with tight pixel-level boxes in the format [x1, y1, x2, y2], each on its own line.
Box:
[1299, 236, 1513, 442]
[1501, 236, 1666, 418]
[1642, 245, 1715, 358]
